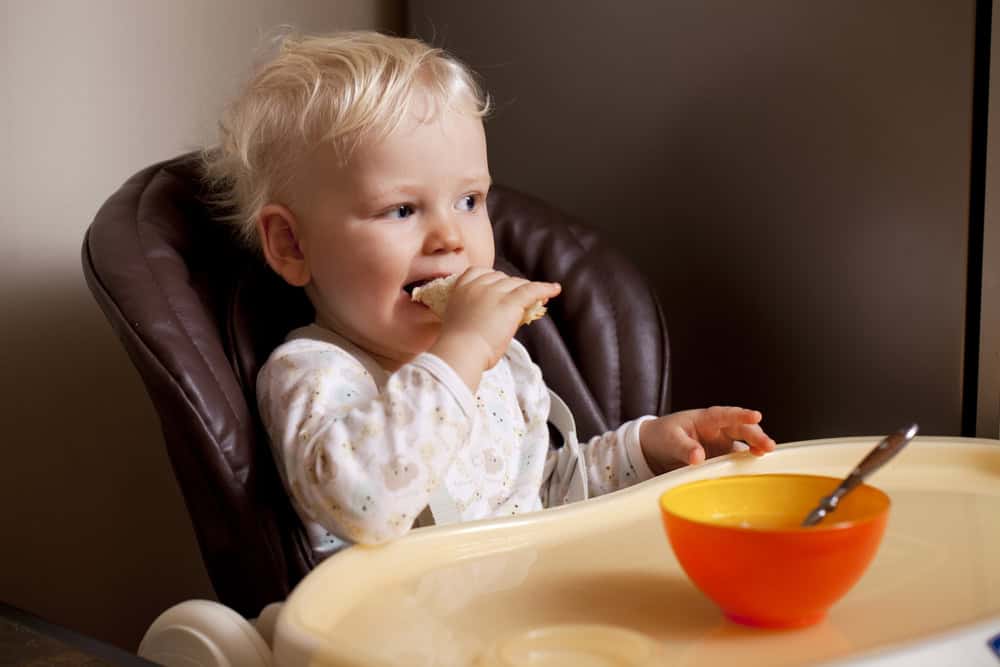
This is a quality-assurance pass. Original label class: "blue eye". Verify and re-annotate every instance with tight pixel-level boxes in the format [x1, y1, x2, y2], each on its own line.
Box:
[386, 204, 415, 220]
[457, 194, 479, 212]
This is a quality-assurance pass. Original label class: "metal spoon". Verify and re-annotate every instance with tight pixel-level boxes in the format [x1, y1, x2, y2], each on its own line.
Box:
[801, 423, 919, 527]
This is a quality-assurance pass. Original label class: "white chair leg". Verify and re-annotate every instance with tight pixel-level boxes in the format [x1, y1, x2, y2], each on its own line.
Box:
[138, 599, 272, 667]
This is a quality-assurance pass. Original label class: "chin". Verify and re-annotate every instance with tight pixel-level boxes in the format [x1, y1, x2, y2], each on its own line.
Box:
[408, 329, 439, 354]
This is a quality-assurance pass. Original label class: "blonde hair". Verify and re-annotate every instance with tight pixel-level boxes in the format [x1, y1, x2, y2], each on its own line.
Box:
[202, 31, 490, 247]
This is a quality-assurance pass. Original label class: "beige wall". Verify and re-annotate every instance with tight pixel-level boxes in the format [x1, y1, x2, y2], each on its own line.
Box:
[0, 0, 400, 651]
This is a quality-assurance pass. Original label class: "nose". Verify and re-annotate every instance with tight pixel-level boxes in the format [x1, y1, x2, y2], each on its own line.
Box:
[422, 209, 464, 255]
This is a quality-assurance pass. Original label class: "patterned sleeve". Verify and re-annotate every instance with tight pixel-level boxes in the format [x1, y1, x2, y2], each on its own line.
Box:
[257, 339, 474, 545]
[579, 416, 658, 496]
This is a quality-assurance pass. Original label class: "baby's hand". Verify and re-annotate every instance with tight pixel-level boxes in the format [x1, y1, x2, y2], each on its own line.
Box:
[429, 268, 560, 390]
[639, 407, 776, 473]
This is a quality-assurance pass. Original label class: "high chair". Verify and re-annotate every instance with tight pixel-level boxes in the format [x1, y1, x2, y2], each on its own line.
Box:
[82, 152, 671, 664]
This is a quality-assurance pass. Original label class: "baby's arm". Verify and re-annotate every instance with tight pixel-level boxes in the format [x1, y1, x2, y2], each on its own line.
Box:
[258, 340, 473, 545]
[583, 408, 776, 492]
[507, 338, 777, 499]
[429, 267, 561, 391]
[639, 408, 776, 472]
[580, 419, 659, 496]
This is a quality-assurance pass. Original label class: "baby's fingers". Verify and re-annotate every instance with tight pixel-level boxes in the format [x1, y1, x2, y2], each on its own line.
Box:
[668, 427, 706, 465]
[457, 267, 506, 290]
[702, 407, 773, 457]
[729, 423, 776, 457]
[504, 280, 561, 307]
[701, 406, 761, 428]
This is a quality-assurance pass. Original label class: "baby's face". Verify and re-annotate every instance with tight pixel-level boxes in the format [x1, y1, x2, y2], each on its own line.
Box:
[292, 101, 494, 368]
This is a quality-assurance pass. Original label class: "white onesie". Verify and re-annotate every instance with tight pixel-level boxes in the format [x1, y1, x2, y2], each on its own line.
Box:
[257, 324, 656, 559]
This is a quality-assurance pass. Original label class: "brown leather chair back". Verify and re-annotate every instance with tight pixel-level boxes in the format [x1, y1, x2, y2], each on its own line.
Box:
[82, 153, 670, 617]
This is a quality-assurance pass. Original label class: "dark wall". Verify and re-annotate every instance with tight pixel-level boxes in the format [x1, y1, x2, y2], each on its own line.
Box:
[408, 1, 976, 443]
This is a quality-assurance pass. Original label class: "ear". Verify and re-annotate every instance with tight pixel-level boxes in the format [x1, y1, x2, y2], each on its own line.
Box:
[258, 204, 310, 287]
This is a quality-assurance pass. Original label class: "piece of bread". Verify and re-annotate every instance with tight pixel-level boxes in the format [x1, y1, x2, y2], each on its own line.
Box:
[411, 274, 547, 325]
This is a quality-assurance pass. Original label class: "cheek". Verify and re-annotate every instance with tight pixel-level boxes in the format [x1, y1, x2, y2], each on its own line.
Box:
[325, 230, 410, 284]
[364, 244, 413, 288]
[469, 219, 496, 267]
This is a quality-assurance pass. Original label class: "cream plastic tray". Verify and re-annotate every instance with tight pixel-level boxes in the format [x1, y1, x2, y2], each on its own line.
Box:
[273, 437, 1000, 666]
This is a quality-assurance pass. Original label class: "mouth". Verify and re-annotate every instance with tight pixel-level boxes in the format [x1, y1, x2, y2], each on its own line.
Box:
[402, 279, 432, 296]
[402, 274, 452, 296]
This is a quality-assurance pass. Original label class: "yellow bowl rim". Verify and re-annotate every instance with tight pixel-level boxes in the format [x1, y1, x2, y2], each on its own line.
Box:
[658, 473, 891, 533]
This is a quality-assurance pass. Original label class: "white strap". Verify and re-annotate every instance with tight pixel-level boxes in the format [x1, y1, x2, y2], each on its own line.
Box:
[548, 389, 589, 502]
[547, 389, 577, 440]
[427, 483, 461, 526]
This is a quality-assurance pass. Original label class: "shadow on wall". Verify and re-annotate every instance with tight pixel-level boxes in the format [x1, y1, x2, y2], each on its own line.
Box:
[415, 0, 970, 443]
[0, 279, 216, 650]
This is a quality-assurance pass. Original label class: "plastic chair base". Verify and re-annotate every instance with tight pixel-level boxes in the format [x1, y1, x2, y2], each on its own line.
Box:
[138, 599, 279, 667]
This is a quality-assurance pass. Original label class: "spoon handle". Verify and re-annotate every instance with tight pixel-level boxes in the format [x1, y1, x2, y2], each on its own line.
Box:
[801, 423, 919, 527]
[841, 423, 919, 492]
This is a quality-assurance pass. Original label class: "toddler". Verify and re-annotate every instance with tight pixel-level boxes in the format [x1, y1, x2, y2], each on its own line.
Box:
[204, 31, 775, 558]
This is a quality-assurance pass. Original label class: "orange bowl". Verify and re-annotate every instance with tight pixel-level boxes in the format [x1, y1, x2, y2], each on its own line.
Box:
[659, 474, 890, 629]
